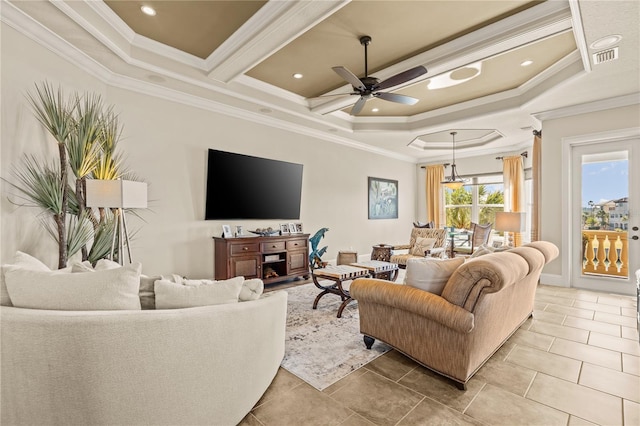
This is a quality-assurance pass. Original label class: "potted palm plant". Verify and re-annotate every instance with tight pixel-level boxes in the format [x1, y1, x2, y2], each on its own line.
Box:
[6, 82, 141, 268]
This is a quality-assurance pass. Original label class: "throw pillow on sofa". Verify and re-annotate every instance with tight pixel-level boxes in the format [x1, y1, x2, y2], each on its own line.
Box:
[404, 257, 465, 295]
[2, 251, 61, 306]
[238, 278, 264, 301]
[154, 276, 244, 309]
[470, 244, 495, 258]
[5, 262, 142, 310]
[410, 237, 437, 256]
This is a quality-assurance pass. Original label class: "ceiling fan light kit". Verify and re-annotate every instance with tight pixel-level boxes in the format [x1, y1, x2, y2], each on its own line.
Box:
[441, 131, 467, 190]
[327, 35, 428, 115]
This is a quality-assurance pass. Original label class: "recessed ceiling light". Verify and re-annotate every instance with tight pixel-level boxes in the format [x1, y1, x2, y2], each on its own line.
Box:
[589, 34, 622, 50]
[140, 5, 156, 16]
[371, 108, 379, 112]
[520, 60, 533, 67]
[292, 73, 303, 79]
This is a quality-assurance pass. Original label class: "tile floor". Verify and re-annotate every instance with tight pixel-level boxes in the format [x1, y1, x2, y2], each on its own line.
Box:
[242, 284, 639, 426]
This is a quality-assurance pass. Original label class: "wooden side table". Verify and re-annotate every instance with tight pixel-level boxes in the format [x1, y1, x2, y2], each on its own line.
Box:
[371, 244, 393, 262]
[311, 265, 369, 318]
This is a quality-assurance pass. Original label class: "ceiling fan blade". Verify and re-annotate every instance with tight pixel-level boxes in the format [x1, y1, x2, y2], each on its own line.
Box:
[350, 97, 367, 115]
[375, 65, 427, 91]
[376, 92, 420, 105]
[307, 92, 357, 101]
[332, 66, 365, 91]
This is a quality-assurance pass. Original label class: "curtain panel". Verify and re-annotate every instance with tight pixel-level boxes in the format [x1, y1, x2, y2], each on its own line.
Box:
[532, 133, 542, 241]
[425, 165, 445, 228]
[503, 155, 524, 246]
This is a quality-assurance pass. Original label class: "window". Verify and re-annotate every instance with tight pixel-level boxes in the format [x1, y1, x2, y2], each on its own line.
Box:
[444, 175, 504, 229]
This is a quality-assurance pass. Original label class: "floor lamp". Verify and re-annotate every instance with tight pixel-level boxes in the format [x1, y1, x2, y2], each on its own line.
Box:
[495, 212, 526, 247]
[86, 180, 148, 264]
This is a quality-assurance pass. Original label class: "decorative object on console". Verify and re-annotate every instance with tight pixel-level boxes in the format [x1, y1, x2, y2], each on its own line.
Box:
[221, 224, 233, 238]
[495, 211, 526, 247]
[235, 225, 243, 237]
[309, 227, 329, 269]
[288, 223, 296, 234]
[249, 227, 279, 236]
[368, 177, 398, 219]
[85, 179, 148, 265]
[279, 224, 290, 235]
[441, 131, 467, 189]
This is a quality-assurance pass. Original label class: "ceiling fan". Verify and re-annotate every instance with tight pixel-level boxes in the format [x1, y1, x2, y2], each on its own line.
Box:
[316, 35, 428, 115]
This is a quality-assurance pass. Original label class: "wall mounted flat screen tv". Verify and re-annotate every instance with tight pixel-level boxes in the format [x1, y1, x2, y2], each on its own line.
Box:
[205, 149, 303, 220]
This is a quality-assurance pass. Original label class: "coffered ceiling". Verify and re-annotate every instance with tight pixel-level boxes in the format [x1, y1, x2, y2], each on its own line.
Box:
[2, 0, 639, 162]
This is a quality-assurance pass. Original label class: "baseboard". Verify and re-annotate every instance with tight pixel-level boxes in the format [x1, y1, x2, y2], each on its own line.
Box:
[540, 273, 567, 287]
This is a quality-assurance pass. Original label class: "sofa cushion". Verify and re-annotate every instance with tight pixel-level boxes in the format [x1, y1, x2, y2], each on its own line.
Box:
[410, 237, 436, 256]
[404, 257, 465, 295]
[154, 276, 244, 309]
[5, 262, 142, 310]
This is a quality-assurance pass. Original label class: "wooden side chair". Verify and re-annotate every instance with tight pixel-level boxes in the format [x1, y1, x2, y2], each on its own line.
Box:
[453, 222, 492, 256]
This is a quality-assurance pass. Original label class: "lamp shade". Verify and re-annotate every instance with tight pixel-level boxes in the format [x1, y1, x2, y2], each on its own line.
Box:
[86, 180, 148, 209]
[495, 211, 526, 233]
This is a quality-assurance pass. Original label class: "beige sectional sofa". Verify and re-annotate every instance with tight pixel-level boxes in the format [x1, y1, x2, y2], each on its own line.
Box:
[351, 241, 558, 389]
[1, 272, 287, 426]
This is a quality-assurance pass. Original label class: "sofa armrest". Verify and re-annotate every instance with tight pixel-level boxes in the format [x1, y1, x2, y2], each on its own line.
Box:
[351, 278, 474, 333]
[393, 244, 411, 250]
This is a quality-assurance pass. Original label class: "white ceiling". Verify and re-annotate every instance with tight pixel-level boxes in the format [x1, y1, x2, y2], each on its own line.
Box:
[2, 0, 638, 163]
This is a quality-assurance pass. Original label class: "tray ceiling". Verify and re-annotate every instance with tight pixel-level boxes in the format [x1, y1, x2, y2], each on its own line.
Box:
[3, 0, 638, 162]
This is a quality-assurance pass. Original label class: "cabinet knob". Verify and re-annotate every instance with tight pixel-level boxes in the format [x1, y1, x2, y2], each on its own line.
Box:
[272, 245, 276, 248]
[243, 247, 248, 251]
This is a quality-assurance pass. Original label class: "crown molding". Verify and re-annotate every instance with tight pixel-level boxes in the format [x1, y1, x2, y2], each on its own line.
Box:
[532, 93, 640, 121]
[1, 0, 112, 83]
[206, 0, 349, 83]
[1, 1, 412, 164]
[568, 0, 592, 73]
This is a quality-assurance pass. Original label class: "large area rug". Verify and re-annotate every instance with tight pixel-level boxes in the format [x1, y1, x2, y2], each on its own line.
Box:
[281, 282, 391, 390]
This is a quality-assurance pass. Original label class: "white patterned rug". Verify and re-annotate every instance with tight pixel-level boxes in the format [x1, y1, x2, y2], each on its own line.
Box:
[281, 282, 391, 390]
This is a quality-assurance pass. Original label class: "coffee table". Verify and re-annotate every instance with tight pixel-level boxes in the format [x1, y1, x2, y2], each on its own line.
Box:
[311, 265, 369, 318]
[350, 260, 399, 282]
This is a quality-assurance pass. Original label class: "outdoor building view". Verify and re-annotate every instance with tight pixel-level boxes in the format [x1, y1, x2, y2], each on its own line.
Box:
[581, 156, 629, 279]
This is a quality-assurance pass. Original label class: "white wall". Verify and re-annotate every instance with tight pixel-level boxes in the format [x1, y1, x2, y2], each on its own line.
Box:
[1, 24, 417, 277]
[540, 103, 640, 278]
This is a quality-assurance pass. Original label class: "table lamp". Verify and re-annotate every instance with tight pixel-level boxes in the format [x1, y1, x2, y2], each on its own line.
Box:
[495, 212, 526, 247]
[86, 179, 148, 264]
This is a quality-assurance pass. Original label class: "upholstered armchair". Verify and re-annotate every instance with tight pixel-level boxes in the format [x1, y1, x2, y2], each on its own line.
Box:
[389, 228, 448, 268]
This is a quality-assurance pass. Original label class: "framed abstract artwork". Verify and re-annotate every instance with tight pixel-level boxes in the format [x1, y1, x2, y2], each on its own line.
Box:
[368, 177, 398, 219]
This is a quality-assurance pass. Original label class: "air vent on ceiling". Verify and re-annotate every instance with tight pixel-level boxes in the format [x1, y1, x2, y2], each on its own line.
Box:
[593, 47, 619, 65]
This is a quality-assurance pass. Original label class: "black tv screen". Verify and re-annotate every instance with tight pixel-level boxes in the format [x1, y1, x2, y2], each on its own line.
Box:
[205, 149, 303, 220]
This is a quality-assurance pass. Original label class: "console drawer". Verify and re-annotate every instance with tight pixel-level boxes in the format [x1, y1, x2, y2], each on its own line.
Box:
[286, 239, 307, 250]
[261, 241, 286, 253]
[230, 243, 259, 255]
